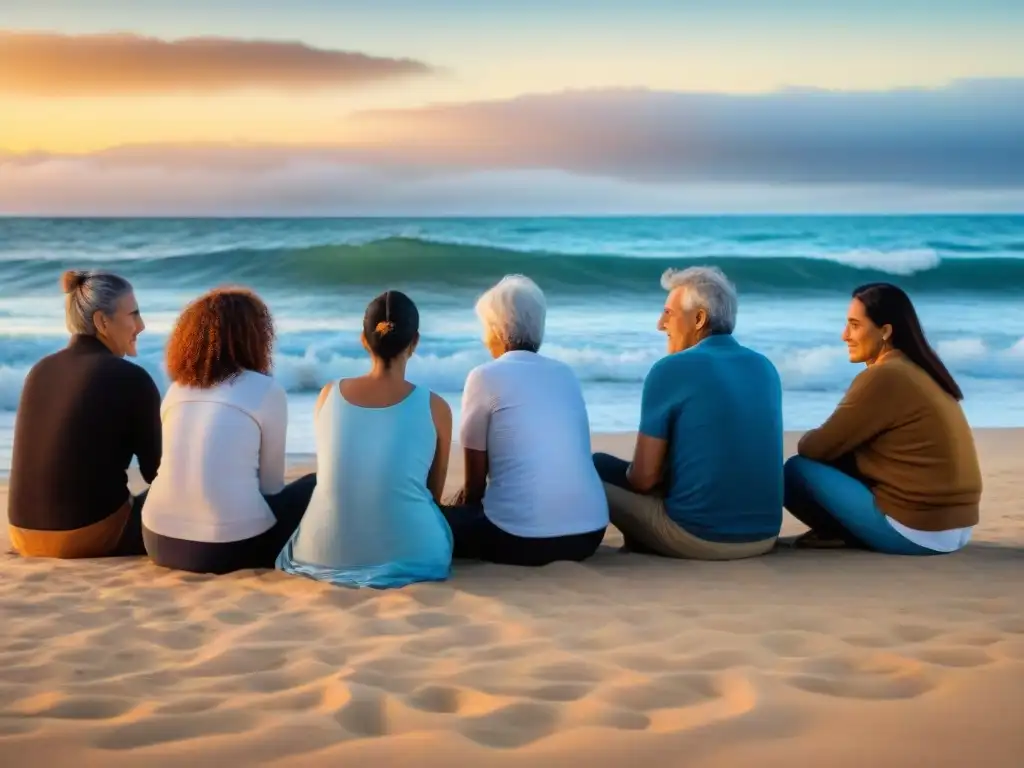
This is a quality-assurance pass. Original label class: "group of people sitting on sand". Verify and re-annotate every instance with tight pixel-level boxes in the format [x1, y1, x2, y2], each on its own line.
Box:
[6, 265, 983, 587]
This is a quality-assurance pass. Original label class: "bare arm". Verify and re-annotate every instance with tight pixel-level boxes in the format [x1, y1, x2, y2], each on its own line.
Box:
[462, 447, 489, 506]
[627, 433, 669, 493]
[426, 392, 453, 505]
[314, 381, 333, 416]
[627, 360, 675, 493]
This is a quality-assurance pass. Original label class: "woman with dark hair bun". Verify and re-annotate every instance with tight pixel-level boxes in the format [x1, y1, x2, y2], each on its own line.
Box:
[784, 282, 982, 555]
[277, 290, 454, 588]
[142, 287, 316, 574]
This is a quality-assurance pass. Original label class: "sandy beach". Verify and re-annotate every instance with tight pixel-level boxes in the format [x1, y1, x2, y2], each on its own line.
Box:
[1, 430, 1021, 767]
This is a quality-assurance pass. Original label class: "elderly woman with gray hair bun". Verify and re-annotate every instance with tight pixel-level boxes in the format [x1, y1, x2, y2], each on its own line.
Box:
[7, 270, 161, 559]
[441, 274, 609, 566]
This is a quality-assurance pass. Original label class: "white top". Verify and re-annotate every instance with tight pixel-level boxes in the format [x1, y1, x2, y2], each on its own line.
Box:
[887, 518, 973, 553]
[459, 351, 608, 538]
[143, 370, 288, 543]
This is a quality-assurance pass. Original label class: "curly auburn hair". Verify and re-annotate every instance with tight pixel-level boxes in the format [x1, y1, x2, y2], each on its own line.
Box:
[166, 287, 275, 388]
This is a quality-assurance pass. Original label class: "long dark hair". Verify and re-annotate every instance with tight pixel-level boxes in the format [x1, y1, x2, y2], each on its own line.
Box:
[852, 282, 962, 401]
[363, 290, 419, 368]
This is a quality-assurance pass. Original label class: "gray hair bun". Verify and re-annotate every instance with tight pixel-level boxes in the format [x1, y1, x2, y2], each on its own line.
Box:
[61, 270, 88, 294]
[61, 269, 134, 336]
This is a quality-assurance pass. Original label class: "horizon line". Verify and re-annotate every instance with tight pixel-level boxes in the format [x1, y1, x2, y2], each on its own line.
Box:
[2, 212, 1023, 221]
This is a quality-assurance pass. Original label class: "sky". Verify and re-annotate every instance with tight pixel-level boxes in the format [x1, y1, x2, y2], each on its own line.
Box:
[1, 0, 1023, 214]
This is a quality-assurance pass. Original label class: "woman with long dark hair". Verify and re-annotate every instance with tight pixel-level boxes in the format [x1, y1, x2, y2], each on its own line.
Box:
[784, 282, 982, 554]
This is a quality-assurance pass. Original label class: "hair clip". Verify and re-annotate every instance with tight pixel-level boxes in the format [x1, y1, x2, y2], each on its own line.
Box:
[375, 321, 395, 336]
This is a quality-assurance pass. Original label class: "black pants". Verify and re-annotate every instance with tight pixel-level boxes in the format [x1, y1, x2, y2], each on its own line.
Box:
[592, 452, 661, 554]
[111, 490, 149, 556]
[144, 473, 317, 574]
[593, 451, 631, 490]
[440, 503, 605, 566]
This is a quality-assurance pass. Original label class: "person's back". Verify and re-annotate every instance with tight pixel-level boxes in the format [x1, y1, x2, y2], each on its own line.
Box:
[442, 275, 607, 566]
[652, 335, 783, 543]
[279, 382, 451, 586]
[595, 266, 780, 560]
[787, 281, 979, 555]
[8, 270, 160, 559]
[140, 287, 315, 574]
[798, 353, 981, 527]
[10, 339, 161, 538]
[277, 289, 453, 588]
[866, 357, 981, 515]
[144, 370, 284, 543]
[468, 352, 607, 537]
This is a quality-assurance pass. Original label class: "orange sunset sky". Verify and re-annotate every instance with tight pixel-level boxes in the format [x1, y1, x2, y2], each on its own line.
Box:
[1, 0, 1023, 214]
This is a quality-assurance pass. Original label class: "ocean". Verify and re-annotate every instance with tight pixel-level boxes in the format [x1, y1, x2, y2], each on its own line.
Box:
[2, 215, 1023, 472]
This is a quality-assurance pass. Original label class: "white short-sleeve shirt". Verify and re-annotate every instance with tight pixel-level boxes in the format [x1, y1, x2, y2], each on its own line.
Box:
[143, 370, 288, 543]
[459, 351, 609, 538]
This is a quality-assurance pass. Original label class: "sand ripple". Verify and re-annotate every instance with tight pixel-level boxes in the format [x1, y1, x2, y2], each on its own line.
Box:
[1, 430, 1023, 764]
[1, 540, 1020, 766]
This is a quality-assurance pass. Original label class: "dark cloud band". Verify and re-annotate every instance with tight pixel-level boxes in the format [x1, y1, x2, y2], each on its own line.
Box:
[344, 79, 1024, 187]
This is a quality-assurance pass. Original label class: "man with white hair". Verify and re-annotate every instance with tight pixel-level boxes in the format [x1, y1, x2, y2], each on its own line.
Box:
[442, 274, 609, 566]
[593, 266, 784, 559]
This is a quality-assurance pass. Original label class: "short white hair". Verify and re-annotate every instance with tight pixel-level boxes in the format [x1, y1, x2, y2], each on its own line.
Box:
[475, 274, 547, 351]
[661, 266, 738, 334]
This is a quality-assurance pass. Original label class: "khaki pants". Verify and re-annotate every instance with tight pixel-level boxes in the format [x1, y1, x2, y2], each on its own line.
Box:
[603, 483, 776, 560]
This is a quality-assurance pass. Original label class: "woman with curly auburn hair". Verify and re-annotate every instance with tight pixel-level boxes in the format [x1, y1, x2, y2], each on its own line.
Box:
[142, 287, 316, 574]
[164, 287, 275, 389]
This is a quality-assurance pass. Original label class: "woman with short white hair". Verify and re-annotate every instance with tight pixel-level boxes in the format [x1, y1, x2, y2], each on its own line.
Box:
[442, 275, 609, 565]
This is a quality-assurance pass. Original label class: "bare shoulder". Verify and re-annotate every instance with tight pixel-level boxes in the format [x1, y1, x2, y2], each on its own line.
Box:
[429, 390, 453, 419]
[315, 380, 335, 414]
[429, 392, 453, 441]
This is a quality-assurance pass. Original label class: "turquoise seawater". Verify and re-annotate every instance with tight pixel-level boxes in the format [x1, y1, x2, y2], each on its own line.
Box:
[2, 215, 1023, 470]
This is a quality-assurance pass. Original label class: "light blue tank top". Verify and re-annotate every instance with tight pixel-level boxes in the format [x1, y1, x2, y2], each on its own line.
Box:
[276, 382, 452, 588]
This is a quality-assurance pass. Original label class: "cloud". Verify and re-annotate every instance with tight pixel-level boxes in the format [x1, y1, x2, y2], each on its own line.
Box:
[0, 30, 433, 95]
[3, 152, 1022, 216]
[342, 78, 1024, 187]
[2, 79, 1023, 213]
